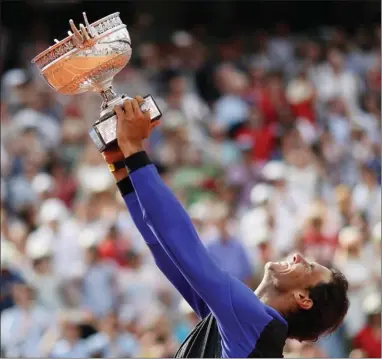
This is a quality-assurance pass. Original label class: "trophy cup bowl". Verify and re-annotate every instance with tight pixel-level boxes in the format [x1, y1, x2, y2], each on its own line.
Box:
[32, 12, 161, 152]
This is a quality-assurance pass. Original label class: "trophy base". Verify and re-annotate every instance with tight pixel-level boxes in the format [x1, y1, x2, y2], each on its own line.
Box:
[89, 94, 162, 152]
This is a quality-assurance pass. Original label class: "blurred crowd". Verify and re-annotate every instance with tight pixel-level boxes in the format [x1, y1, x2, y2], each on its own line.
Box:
[1, 15, 381, 358]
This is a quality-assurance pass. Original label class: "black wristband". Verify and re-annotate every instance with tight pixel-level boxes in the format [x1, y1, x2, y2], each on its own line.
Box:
[124, 151, 152, 173]
[108, 159, 126, 173]
[117, 176, 134, 196]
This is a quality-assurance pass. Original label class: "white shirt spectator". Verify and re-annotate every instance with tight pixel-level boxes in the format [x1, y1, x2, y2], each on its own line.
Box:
[118, 263, 161, 315]
[352, 110, 380, 144]
[214, 95, 249, 130]
[352, 183, 381, 226]
[86, 331, 140, 357]
[11, 109, 61, 149]
[27, 220, 85, 280]
[270, 190, 299, 256]
[328, 113, 351, 146]
[23, 264, 63, 312]
[335, 256, 373, 337]
[50, 338, 90, 358]
[81, 261, 118, 318]
[1, 304, 52, 357]
[287, 164, 319, 211]
[315, 64, 360, 114]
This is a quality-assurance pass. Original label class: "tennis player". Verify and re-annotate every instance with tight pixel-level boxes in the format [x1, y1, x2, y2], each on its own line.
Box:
[103, 97, 349, 358]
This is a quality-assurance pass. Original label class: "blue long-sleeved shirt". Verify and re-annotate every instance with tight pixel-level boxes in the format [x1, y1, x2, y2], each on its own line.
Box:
[123, 192, 209, 319]
[124, 163, 287, 358]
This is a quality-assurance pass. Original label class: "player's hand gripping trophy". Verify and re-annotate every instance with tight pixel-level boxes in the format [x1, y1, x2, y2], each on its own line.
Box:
[32, 12, 162, 152]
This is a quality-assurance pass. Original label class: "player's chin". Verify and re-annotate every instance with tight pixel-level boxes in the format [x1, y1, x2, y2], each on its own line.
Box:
[264, 262, 277, 279]
[265, 261, 280, 273]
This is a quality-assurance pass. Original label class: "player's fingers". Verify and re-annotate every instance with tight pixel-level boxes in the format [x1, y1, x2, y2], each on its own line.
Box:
[114, 105, 125, 120]
[133, 96, 151, 122]
[142, 107, 151, 124]
[131, 98, 143, 118]
[134, 96, 151, 123]
[123, 99, 134, 118]
[134, 96, 145, 105]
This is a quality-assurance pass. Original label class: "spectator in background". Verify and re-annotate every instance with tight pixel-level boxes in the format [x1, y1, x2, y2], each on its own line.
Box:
[26, 198, 84, 280]
[315, 47, 360, 115]
[334, 227, 374, 338]
[205, 203, 253, 285]
[118, 250, 165, 329]
[98, 225, 131, 267]
[80, 239, 119, 319]
[161, 69, 210, 136]
[353, 293, 381, 358]
[285, 66, 316, 124]
[239, 183, 273, 246]
[256, 71, 288, 126]
[352, 163, 381, 227]
[0, 250, 24, 312]
[228, 134, 259, 209]
[213, 64, 250, 134]
[24, 242, 63, 312]
[332, 185, 353, 229]
[235, 105, 276, 165]
[263, 161, 298, 257]
[87, 312, 140, 357]
[49, 161, 78, 208]
[50, 317, 90, 358]
[285, 146, 320, 211]
[296, 204, 337, 266]
[1, 283, 52, 357]
[268, 24, 295, 71]
[204, 122, 242, 167]
[327, 97, 352, 147]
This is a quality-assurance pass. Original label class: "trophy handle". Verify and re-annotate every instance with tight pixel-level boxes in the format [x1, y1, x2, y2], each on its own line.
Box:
[100, 86, 119, 110]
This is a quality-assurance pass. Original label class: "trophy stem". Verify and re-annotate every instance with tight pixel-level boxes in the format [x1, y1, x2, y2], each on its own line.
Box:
[100, 86, 119, 110]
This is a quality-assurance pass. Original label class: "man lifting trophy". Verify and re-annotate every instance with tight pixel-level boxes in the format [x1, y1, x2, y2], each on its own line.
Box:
[31, 11, 350, 359]
[32, 12, 162, 152]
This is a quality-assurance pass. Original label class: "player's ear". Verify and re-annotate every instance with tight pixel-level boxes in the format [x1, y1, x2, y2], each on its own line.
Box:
[293, 290, 313, 310]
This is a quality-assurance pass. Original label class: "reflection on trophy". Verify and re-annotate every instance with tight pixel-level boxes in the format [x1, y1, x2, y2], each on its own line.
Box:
[31, 12, 162, 152]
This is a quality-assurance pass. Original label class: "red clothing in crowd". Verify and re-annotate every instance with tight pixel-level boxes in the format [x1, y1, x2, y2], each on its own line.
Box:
[98, 239, 130, 267]
[301, 229, 338, 265]
[285, 78, 316, 124]
[289, 98, 315, 124]
[257, 88, 288, 125]
[54, 176, 77, 208]
[354, 326, 381, 358]
[246, 83, 288, 126]
[236, 126, 276, 163]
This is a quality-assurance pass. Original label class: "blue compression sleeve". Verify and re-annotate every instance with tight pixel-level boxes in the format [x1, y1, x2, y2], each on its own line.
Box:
[122, 189, 209, 319]
[128, 161, 285, 358]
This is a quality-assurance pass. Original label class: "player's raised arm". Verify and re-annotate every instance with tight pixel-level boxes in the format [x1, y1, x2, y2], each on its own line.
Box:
[113, 98, 275, 357]
[102, 147, 209, 319]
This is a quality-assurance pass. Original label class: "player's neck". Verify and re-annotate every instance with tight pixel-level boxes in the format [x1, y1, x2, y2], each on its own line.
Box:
[255, 284, 289, 316]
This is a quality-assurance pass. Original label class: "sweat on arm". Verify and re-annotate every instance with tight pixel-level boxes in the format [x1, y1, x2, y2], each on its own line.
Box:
[117, 176, 209, 319]
[127, 154, 285, 358]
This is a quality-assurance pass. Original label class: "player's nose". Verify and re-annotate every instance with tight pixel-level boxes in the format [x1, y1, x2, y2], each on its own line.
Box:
[292, 253, 307, 265]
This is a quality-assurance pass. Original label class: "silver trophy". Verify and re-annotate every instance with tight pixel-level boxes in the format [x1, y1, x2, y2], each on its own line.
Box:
[32, 12, 161, 152]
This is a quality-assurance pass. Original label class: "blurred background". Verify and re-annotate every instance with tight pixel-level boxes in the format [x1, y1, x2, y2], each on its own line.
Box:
[1, 0, 381, 358]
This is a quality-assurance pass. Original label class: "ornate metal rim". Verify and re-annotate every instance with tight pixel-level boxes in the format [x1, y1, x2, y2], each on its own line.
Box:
[32, 12, 125, 70]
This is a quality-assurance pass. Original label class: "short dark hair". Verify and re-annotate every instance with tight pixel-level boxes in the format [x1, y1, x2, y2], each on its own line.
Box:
[285, 269, 349, 342]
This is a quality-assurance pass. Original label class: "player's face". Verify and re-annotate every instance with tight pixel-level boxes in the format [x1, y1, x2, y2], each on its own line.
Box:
[264, 253, 332, 292]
